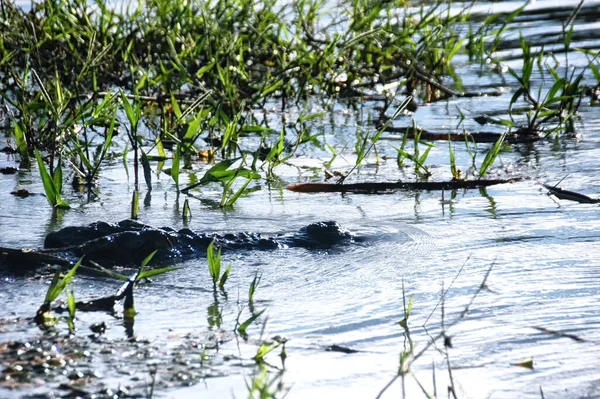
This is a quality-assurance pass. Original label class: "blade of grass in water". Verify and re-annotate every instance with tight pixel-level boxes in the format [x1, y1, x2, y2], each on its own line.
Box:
[249, 271, 262, 304]
[131, 190, 139, 219]
[183, 198, 191, 220]
[43, 257, 82, 306]
[219, 264, 231, 290]
[66, 289, 76, 332]
[172, 144, 181, 192]
[207, 241, 222, 288]
[35, 148, 69, 209]
[141, 150, 152, 191]
[13, 122, 30, 168]
[238, 309, 266, 338]
[479, 133, 506, 178]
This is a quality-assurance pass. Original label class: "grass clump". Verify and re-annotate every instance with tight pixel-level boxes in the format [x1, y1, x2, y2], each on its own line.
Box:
[34, 257, 82, 327]
[207, 241, 232, 291]
[0, 0, 510, 200]
[0, 0, 596, 205]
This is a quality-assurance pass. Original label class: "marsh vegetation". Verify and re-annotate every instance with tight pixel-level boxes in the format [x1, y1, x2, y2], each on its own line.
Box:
[1, 0, 600, 397]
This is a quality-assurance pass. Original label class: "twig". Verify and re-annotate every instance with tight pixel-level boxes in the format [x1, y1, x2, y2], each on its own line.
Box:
[424, 255, 471, 327]
[148, 365, 157, 399]
[542, 183, 600, 204]
[376, 261, 496, 398]
[288, 179, 520, 194]
[459, 260, 495, 320]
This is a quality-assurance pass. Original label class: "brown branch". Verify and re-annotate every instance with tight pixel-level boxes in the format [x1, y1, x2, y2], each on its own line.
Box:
[288, 178, 520, 194]
[381, 126, 540, 144]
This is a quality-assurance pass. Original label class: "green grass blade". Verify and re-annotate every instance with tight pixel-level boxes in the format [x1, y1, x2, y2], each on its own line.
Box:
[53, 155, 63, 195]
[141, 150, 152, 190]
[479, 133, 506, 178]
[179, 91, 212, 121]
[35, 148, 57, 206]
[237, 309, 266, 338]
[183, 199, 191, 220]
[183, 112, 203, 145]
[31, 68, 56, 117]
[67, 289, 76, 318]
[224, 178, 252, 207]
[258, 79, 283, 99]
[249, 271, 262, 303]
[218, 264, 231, 290]
[120, 90, 137, 130]
[207, 241, 221, 285]
[180, 158, 241, 192]
[406, 295, 414, 318]
[13, 122, 30, 168]
[138, 266, 180, 280]
[172, 144, 180, 191]
[448, 139, 457, 179]
[254, 342, 280, 363]
[156, 135, 166, 159]
[76, 147, 94, 172]
[170, 93, 182, 119]
[122, 142, 129, 180]
[103, 114, 116, 155]
[138, 266, 181, 280]
[131, 190, 139, 219]
[44, 257, 82, 305]
[141, 250, 158, 269]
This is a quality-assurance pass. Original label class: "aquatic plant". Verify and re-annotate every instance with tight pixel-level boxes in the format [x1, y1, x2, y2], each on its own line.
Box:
[478, 133, 506, 178]
[237, 309, 266, 340]
[398, 280, 414, 329]
[71, 96, 118, 188]
[1, 0, 534, 201]
[131, 190, 139, 219]
[249, 271, 262, 305]
[34, 148, 70, 209]
[242, 315, 289, 397]
[246, 362, 287, 399]
[207, 241, 232, 291]
[12, 122, 30, 168]
[182, 198, 192, 221]
[181, 157, 260, 207]
[34, 257, 82, 327]
[394, 123, 434, 179]
[1, 0, 594, 210]
[448, 139, 460, 180]
[120, 90, 143, 188]
[66, 289, 76, 333]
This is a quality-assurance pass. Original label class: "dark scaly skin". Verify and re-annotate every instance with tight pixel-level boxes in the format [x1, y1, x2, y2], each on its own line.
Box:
[42, 220, 358, 266]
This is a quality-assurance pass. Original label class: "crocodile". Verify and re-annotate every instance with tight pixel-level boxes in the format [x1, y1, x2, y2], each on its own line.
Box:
[31, 219, 360, 266]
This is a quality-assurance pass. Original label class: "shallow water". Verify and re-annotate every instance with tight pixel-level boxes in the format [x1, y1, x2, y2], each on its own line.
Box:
[2, 0, 600, 398]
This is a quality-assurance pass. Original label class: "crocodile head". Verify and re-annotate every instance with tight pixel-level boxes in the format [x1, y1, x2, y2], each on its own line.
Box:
[294, 220, 353, 249]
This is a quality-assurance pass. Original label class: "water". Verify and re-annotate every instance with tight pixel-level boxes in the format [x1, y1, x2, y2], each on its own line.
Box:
[2, 1, 600, 398]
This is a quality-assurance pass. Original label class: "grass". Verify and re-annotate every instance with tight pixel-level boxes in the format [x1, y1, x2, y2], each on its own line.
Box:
[34, 257, 82, 327]
[207, 240, 232, 291]
[34, 148, 70, 209]
[31, 250, 178, 332]
[3, 0, 594, 211]
[377, 260, 496, 399]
